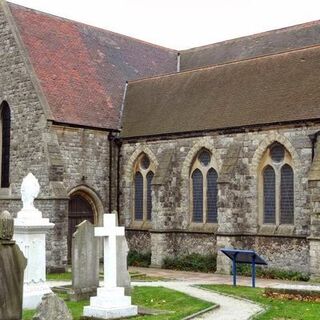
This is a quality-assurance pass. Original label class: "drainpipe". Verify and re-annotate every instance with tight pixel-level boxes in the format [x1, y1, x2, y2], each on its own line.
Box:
[308, 131, 320, 161]
[108, 132, 115, 213]
[115, 136, 122, 224]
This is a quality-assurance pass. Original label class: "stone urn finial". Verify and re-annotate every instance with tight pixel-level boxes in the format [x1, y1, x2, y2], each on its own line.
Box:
[21, 172, 40, 210]
[0, 210, 14, 241]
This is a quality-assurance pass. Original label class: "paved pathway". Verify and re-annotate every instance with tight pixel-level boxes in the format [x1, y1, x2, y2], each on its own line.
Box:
[48, 268, 320, 320]
[133, 281, 263, 320]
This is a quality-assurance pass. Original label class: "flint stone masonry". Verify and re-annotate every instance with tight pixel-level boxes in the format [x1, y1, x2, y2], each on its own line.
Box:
[32, 293, 72, 320]
[121, 126, 317, 272]
[71, 220, 99, 301]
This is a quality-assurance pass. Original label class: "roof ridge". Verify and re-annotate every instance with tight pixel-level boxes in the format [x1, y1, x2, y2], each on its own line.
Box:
[128, 42, 320, 84]
[181, 19, 320, 53]
[7, 1, 177, 52]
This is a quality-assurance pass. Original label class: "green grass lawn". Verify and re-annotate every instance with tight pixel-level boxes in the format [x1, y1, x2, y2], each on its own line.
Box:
[23, 286, 213, 320]
[46, 272, 72, 281]
[201, 284, 320, 320]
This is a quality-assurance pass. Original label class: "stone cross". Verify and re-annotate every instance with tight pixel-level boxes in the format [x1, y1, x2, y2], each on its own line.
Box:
[95, 214, 124, 288]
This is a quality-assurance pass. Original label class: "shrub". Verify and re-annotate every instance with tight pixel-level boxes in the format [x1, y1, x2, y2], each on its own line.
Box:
[163, 253, 217, 273]
[236, 263, 310, 281]
[127, 250, 151, 267]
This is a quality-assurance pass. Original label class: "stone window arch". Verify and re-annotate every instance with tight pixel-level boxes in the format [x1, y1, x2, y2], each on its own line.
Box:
[190, 148, 218, 223]
[0, 101, 10, 188]
[133, 153, 155, 222]
[259, 142, 294, 225]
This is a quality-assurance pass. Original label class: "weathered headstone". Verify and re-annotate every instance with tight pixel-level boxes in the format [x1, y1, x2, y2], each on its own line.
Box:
[0, 210, 27, 320]
[115, 215, 131, 295]
[32, 293, 72, 320]
[13, 173, 54, 309]
[70, 220, 99, 300]
[83, 213, 137, 319]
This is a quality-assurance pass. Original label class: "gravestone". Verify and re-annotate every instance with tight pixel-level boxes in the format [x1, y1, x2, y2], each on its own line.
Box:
[115, 216, 131, 295]
[83, 213, 137, 319]
[70, 220, 99, 301]
[13, 173, 54, 309]
[0, 210, 27, 320]
[32, 293, 72, 320]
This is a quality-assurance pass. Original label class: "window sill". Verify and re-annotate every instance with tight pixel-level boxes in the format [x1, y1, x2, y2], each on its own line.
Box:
[188, 222, 218, 233]
[258, 224, 295, 235]
[129, 220, 152, 230]
[0, 187, 11, 199]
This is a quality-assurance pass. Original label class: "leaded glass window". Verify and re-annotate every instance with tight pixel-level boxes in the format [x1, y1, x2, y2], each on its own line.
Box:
[133, 153, 155, 222]
[146, 171, 154, 221]
[207, 168, 218, 223]
[190, 149, 218, 223]
[280, 164, 294, 224]
[0, 101, 10, 188]
[134, 172, 143, 220]
[260, 142, 294, 226]
[263, 166, 276, 224]
[192, 169, 203, 222]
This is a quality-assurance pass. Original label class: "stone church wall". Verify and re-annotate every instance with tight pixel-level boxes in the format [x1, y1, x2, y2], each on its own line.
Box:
[0, 3, 70, 270]
[54, 126, 114, 217]
[120, 125, 317, 273]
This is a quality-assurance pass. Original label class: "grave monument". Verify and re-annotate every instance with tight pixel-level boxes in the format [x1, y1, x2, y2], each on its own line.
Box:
[70, 220, 99, 300]
[83, 213, 137, 319]
[0, 210, 27, 320]
[14, 173, 54, 309]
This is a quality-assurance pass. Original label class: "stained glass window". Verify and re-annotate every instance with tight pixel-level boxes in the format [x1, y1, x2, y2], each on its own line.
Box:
[199, 150, 211, 166]
[1, 102, 10, 188]
[192, 169, 203, 222]
[207, 168, 218, 223]
[263, 165, 276, 224]
[146, 171, 154, 221]
[280, 164, 294, 224]
[134, 172, 143, 220]
[270, 143, 285, 163]
[141, 154, 150, 170]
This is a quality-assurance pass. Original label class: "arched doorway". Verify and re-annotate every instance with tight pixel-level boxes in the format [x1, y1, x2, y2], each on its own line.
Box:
[68, 193, 95, 262]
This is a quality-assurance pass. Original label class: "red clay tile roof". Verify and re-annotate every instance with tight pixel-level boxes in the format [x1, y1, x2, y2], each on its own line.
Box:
[8, 3, 177, 129]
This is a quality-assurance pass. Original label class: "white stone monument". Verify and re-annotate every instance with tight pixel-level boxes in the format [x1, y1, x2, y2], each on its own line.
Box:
[13, 173, 54, 309]
[83, 214, 138, 319]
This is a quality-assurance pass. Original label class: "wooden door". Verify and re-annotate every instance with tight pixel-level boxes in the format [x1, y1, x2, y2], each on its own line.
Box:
[68, 194, 94, 262]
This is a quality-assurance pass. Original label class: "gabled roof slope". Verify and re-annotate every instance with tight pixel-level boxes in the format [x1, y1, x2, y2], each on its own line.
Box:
[121, 45, 320, 138]
[180, 20, 320, 71]
[8, 3, 177, 129]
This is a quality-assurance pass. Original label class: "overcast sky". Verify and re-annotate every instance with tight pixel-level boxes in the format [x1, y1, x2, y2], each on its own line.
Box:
[9, 0, 320, 50]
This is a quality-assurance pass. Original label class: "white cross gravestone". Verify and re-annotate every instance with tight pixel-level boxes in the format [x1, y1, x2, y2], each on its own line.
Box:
[13, 173, 54, 309]
[83, 214, 137, 319]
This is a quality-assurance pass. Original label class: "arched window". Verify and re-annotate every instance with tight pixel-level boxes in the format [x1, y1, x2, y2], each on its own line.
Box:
[259, 142, 294, 225]
[133, 153, 155, 221]
[190, 149, 218, 223]
[0, 101, 10, 188]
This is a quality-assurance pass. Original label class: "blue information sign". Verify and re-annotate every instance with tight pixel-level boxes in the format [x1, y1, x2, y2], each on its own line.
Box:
[220, 249, 267, 288]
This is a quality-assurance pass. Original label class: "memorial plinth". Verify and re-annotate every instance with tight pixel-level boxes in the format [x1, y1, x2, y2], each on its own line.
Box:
[83, 214, 137, 319]
[13, 173, 54, 309]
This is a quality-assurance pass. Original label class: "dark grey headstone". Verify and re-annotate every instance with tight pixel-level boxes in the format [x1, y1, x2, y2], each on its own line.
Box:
[71, 220, 99, 300]
[0, 211, 27, 320]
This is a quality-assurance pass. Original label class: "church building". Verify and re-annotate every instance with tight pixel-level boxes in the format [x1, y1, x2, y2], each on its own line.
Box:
[1, 1, 320, 277]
